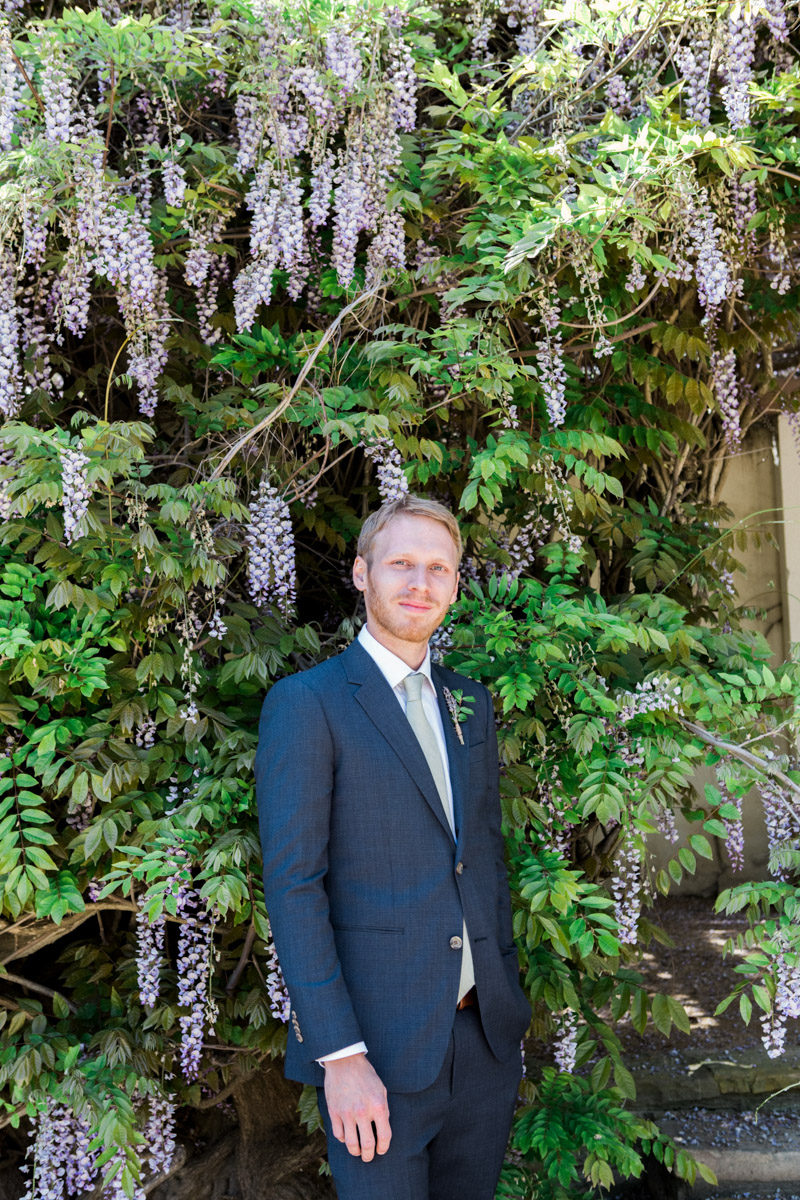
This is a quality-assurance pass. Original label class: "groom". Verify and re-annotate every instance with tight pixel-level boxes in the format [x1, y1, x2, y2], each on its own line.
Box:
[255, 495, 530, 1199]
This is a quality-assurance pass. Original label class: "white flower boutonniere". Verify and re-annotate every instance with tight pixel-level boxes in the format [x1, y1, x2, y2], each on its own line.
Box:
[442, 686, 474, 746]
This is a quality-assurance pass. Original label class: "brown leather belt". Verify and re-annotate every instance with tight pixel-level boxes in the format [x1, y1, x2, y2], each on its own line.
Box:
[456, 986, 477, 1011]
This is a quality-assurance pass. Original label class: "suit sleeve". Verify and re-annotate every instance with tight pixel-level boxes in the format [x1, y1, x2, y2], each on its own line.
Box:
[255, 675, 364, 1063]
[482, 683, 517, 952]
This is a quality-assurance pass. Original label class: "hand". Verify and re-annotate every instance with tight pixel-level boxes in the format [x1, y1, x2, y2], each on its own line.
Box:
[323, 1052, 392, 1161]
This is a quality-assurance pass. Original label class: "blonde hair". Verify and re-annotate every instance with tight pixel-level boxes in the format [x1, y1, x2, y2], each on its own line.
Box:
[357, 496, 463, 565]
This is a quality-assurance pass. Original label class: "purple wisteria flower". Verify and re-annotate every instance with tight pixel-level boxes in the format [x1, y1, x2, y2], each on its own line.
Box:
[617, 676, 681, 722]
[176, 884, 216, 1082]
[362, 436, 409, 502]
[144, 1093, 177, 1177]
[163, 156, 187, 207]
[721, 10, 755, 130]
[40, 46, 75, 142]
[675, 28, 711, 125]
[387, 30, 416, 131]
[245, 475, 296, 617]
[332, 150, 368, 289]
[553, 1008, 578, 1073]
[762, 0, 789, 43]
[265, 923, 291, 1022]
[0, 22, 20, 151]
[21, 1099, 98, 1200]
[535, 301, 568, 427]
[0, 251, 21, 418]
[762, 776, 800, 882]
[60, 445, 91, 545]
[687, 194, 734, 318]
[136, 894, 166, 1008]
[325, 28, 363, 97]
[611, 836, 641, 945]
[710, 348, 741, 450]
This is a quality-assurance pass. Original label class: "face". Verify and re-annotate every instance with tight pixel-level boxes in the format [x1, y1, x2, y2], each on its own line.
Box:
[352, 514, 460, 665]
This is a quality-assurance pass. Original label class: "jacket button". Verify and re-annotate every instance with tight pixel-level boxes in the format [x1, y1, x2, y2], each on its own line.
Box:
[455, 861, 464, 875]
[450, 935, 463, 950]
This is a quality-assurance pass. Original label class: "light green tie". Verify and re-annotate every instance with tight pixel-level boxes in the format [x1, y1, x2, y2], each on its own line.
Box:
[402, 672, 475, 1002]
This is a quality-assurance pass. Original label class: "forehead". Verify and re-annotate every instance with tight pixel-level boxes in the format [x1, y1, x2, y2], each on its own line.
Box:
[371, 514, 459, 563]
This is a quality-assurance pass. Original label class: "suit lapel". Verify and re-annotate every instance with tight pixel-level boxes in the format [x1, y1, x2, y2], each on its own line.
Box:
[433, 665, 470, 839]
[344, 642, 455, 842]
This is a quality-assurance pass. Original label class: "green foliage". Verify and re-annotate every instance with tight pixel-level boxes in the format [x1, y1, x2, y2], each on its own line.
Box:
[1, 0, 800, 1195]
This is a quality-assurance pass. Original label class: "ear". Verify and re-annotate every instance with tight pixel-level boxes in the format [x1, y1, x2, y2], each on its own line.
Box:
[353, 555, 367, 592]
[449, 571, 460, 605]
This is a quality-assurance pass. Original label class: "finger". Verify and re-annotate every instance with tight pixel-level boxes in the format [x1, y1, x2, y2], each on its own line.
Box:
[356, 1118, 376, 1163]
[328, 1111, 346, 1144]
[373, 1109, 392, 1155]
[342, 1118, 361, 1158]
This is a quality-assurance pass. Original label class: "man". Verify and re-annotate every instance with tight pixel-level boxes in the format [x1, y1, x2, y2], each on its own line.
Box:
[255, 495, 530, 1199]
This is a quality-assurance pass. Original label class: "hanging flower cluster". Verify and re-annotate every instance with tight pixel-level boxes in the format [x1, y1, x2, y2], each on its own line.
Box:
[553, 1008, 579, 1073]
[22, 1091, 178, 1200]
[60, 445, 91, 545]
[761, 775, 800, 882]
[231, 9, 415, 320]
[20, 1099, 97, 1200]
[611, 836, 642, 945]
[0, 441, 12, 519]
[136, 894, 166, 1008]
[362, 436, 409, 502]
[176, 884, 217, 1082]
[535, 300, 568, 427]
[265, 922, 291, 1023]
[710, 347, 741, 450]
[616, 677, 682, 724]
[761, 931, 800, 1058]
[245, 475, 297, 617]
[0, 8, 415, 422]
[0, 250, 21, 419]
[675, 24, 711, 125]
[538, 780, 571, 857]
[720, 9, 756, 131]
[143, 1093, 178, 1178]
[720, 786, 745, 874]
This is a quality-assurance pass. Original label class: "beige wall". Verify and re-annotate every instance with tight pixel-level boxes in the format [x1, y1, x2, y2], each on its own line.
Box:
[648, 422, 789, 895]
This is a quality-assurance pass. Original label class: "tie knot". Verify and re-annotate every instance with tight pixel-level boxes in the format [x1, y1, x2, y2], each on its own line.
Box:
[403, 672, 425, 702]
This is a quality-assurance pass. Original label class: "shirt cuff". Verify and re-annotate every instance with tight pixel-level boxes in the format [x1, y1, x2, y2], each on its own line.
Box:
[318, 1041, 368, 1064]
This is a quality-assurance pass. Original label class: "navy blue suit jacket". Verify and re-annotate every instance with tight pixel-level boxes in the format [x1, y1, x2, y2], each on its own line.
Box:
[255, 640, 530, 1094]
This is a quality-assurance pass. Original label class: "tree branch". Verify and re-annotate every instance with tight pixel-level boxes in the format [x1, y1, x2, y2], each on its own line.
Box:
[2, 970, 77, 1013]
[225, 922, 256, 993]
[209, 280, 385, 480]
[678, 718, 800, 817]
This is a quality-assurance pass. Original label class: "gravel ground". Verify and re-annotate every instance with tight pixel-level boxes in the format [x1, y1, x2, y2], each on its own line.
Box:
[658, 1105, 800, 1150]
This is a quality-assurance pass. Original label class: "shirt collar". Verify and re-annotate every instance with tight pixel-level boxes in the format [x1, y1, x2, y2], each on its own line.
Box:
[357, 624, 434, 693]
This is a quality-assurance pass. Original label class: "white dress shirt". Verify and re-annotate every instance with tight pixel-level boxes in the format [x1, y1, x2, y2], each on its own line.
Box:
[318, 624, 457, 1064]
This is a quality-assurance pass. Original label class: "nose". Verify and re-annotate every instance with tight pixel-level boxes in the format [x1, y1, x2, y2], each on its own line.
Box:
[406, 566, 428, 591]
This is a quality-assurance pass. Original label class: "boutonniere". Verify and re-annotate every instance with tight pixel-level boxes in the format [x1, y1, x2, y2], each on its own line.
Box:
[442, 687, 474, 745]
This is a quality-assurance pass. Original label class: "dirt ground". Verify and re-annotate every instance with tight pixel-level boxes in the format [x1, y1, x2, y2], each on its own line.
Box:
[614, 895, 798, 1058]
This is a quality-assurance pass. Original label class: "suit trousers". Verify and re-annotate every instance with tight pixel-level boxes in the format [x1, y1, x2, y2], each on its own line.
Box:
[317, 1007, 522, 1200]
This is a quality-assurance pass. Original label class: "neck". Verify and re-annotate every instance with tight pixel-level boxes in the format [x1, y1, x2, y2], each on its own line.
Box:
[364, 621, 428, 670]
